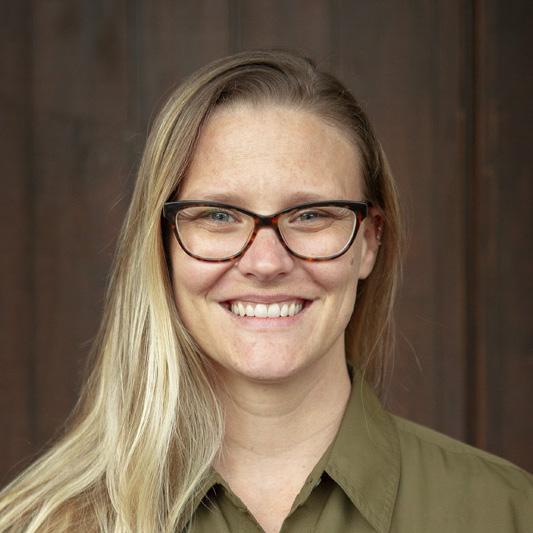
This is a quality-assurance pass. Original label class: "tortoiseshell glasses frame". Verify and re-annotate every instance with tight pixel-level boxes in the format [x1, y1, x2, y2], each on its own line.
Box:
[162, 200, 371, 262]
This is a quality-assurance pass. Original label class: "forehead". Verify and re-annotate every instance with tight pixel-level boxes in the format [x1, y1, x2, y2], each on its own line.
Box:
[179, 104, 362, 210]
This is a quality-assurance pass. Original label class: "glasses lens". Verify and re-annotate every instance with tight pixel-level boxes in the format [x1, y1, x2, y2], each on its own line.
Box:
[176, 206, 254, 260]
[279, 205, 357, 258]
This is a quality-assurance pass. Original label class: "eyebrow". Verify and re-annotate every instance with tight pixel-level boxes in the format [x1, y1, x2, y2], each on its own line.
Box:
[181, 191, 331, 205]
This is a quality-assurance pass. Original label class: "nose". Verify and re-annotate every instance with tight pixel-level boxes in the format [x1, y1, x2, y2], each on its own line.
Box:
[236, 226, 295, 281]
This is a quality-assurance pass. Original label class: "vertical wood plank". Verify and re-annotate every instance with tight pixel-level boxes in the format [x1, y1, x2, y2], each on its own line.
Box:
[236, 0, 334, 63]
[474, 0, 533, 471]
[0, 1, 34, 485]
[30, 0, 131, 449]
[130, 0, 231, 135]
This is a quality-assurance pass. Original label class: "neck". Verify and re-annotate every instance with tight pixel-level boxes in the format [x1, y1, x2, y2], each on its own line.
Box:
[213, 350, 352, 474]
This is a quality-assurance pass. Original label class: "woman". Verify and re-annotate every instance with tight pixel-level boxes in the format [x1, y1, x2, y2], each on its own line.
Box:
[0, 50, 531, 533]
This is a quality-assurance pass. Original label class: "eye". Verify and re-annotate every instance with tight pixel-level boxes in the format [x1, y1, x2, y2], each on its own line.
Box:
[296, 210, 327, 221]
[178, 207, 241, 224]
[203, 209, 237, 223]
[283, 206, 353, 234]
[289, 209, 333, 224]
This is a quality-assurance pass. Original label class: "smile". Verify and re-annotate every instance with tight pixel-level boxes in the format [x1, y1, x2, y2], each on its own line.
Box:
[219, 299, 313, 326]
[229, 300, 304, 318]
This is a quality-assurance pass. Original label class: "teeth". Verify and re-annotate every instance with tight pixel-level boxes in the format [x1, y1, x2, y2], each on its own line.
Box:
[254, 304, 267, 318]
[229, 301, 304, 318]
[267, 303, 280, 317]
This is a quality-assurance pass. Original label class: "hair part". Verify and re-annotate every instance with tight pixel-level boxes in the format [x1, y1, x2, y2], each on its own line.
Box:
[0, 49, 404, 532]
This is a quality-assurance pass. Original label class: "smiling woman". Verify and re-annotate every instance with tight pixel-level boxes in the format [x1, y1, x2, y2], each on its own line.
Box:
[167, 105, 380, 391]
[0, 50, 531, 533]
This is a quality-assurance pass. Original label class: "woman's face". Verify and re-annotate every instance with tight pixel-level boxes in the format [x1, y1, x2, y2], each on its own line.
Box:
[169, 104, 380, 383]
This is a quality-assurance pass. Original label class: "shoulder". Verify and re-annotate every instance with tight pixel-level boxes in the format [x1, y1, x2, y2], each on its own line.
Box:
[389, 414, 533, 532]
[393, 414, 529, 475]
[392, 414, 532, 488]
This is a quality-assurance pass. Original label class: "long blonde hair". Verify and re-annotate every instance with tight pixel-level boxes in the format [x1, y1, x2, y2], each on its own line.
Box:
[0, 50, 404, 532]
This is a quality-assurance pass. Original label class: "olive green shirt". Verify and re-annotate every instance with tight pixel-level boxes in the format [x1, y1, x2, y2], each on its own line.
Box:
[188, 364, 532, 532]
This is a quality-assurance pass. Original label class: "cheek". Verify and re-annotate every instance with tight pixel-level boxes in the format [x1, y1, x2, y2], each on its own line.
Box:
[169, 244, 228, 312]
[308, 245, 361, 323]
[308, 255, 359, 307]
[312, 243, 361, 288]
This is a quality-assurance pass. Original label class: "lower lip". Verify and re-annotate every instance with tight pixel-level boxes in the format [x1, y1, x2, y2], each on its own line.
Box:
[219, 300, 314, 329]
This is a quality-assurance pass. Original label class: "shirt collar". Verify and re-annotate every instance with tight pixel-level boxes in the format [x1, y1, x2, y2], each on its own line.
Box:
[190, 361, 401, 533]
[322, 361, 400, 533]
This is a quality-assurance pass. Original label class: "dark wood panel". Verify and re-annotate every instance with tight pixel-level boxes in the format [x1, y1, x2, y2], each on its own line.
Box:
[0, 1, 34, 485]
[474, 0, 533, 471]
[336, 1, 469, 440]
[30, 0, 131, 447]
[131, 0, 231, 135]
[236, 0, 334, 63]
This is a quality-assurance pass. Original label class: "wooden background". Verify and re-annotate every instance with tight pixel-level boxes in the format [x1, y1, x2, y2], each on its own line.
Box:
[1, 1, 532, 485]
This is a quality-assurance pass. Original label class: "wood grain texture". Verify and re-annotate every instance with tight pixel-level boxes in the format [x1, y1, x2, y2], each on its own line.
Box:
[473, 0, 533, 470]
[28, 0, 131, 457]
[236, 0, 334, 62]
[0, 1, 34, 485]
[134, 0, 231, 128]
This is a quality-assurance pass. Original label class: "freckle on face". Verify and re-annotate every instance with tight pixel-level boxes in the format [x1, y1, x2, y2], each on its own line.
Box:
[170, 104, 367, 383]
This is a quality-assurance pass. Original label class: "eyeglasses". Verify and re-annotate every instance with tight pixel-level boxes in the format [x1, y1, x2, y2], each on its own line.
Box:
[162, 200, 371, 262]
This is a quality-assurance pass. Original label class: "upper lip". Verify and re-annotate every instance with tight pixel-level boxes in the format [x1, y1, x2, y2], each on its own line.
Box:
[220, 294, 313, 304]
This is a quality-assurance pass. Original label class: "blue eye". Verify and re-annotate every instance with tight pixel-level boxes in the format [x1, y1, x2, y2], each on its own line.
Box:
[207, 211, 229, 222]
[203, 210, 238, 223]
[290, 209, 332, 224]
[297, 211, 326, 221]
[176, 206, 246, 230]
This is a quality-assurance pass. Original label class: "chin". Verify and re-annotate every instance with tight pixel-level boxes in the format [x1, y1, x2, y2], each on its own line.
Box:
[225, 354, 306, 383]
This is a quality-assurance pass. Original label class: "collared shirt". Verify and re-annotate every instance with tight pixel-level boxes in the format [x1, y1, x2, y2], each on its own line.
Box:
[186, 363, 533, 532]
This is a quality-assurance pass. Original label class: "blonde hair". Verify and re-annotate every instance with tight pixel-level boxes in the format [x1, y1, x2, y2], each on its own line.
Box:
[0, 50, 404, 532]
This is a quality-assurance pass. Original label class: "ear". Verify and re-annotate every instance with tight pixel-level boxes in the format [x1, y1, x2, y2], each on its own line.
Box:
[358, 208, 383, 280]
